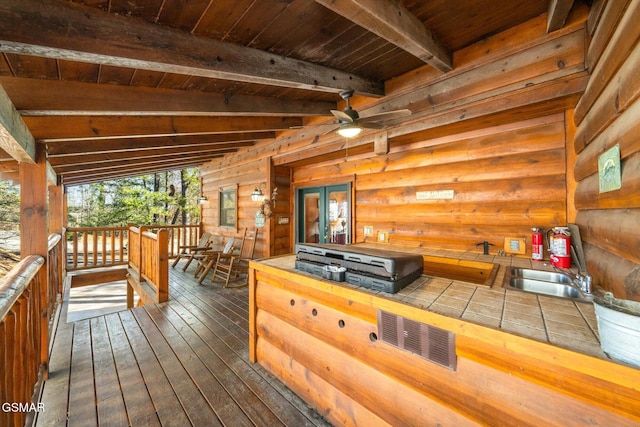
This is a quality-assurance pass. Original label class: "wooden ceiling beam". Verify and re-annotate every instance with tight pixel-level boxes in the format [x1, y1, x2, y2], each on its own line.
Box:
[60, 155, 214, 181]
[45, 133, 266, 152]
[45, 133, 270, 156]
[1, 77, 335, 117]
[48, 146, 240, 168]
[0, 0, 384, 97]
[53, 152, 224, 173]
[547, 0, 576, 32]
[24, 116, 300, 141]
[61, 163, 206, 186]
[0, 159, 19, 172]
[0, 85, 36, 163]
[314, 0, 452, 72]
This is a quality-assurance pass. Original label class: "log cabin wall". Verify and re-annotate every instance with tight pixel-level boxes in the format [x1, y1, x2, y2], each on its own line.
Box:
[199, 157, 271, 257]
[572, 1, 640, 301]
[200, 9, 589, 262]
[199, 157, 291, 259]
[293, 113, 569, 254]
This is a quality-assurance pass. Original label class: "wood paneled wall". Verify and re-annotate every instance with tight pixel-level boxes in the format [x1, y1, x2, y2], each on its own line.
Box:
[293, 114, 568, 255]
[200, 10, 588, 262]
[572, 0, 640, 300]
[199, 157, 272, 258]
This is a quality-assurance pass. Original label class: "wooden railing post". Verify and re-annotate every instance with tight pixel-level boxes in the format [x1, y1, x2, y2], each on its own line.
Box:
[19, 144, 49, 379]
[156, 229, 169, 303]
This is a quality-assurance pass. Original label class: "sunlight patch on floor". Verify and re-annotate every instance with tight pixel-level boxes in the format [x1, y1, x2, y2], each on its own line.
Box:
[66, 281, 136, 323]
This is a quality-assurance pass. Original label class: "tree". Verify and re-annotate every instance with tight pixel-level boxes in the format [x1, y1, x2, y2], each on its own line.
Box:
[67, 168, 202, 227]
[0, 180, 20, 227]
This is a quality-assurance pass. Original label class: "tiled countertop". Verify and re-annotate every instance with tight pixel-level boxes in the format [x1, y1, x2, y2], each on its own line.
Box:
[261, 245, 608, 361]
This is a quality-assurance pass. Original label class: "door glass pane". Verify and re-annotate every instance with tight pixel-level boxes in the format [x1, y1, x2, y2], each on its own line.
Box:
[328, 189, 348, 244]
[303, 192, 320, 243]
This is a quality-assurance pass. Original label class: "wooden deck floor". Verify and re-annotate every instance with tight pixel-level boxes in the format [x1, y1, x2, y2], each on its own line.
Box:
[36, 263, 332, 427]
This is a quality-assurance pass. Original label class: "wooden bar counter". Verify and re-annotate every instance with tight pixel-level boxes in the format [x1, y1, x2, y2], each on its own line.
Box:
[248, 248, 640, 426]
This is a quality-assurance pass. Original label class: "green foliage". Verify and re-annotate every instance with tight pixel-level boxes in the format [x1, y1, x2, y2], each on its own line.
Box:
[67, 168, 201, 227]
[0, 180, 20, 228]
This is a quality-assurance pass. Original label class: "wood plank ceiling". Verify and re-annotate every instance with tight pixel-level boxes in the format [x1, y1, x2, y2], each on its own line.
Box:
[0, 0, 569, 186]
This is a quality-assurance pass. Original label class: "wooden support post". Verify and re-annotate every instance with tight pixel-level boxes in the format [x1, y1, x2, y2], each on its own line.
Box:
[565, 109, 578, 223]
[265, 156, 274, 259]
[19, 143, 49, 377]
[48, 183, 64, 236]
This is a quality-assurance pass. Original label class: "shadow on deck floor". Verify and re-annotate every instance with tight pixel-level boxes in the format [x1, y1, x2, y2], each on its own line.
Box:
[36, 263, 332, 427]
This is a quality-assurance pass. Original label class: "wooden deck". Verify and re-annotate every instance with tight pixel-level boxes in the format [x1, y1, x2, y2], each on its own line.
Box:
[35, 263, 332, 427]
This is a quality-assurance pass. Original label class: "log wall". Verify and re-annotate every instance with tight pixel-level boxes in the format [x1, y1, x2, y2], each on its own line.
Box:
[200, 11, 589, 262]
[249, 261, 640, 426]
[572, 0, 640, 300]
[293, 113, 569, 254]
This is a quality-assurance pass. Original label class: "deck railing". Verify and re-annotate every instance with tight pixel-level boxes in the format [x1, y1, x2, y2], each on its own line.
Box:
[0, 256, 45, 427]
[126, 226, 169, 307]
[66, 225, 201, 271]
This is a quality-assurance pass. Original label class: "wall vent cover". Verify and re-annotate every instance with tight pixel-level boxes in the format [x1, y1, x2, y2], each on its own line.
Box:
[377, 309, 457, 370]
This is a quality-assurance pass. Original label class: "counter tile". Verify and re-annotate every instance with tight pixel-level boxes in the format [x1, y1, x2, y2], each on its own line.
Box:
[469, 288, 506, 306]
[272, 247, 610, 362]
[545, 318, 598, 342]
[430, 302, 465, 318]
[462, 311, 502, 329]
[464, 301, 503, 319]
[501, 321, 548, 341]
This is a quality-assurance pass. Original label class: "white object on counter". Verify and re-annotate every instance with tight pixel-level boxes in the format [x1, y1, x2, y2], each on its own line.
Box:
[594, 292, 640, 368]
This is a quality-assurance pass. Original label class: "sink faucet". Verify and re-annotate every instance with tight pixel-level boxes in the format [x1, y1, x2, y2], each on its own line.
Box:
[573, 271, 592, 294]
[545, 262, 592, 295]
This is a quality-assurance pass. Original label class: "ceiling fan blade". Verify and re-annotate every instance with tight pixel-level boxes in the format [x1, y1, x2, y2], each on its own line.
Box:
[290, 123, 340, 134]
[331, 109, 355, 123]
[359, 122, 383, 129]
[358, 109, 412, 123]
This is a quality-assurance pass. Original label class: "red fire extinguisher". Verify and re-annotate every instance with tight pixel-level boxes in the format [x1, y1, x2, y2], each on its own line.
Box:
[549, 227, 571, 268]
[531, 227, 543, 261]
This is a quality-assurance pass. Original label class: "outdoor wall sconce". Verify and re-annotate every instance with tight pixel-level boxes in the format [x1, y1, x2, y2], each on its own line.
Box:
[252, 185, 278, 227]
[198, 195, 207, 205]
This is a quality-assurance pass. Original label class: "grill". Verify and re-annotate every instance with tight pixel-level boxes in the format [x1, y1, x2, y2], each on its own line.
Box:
[295, 243, 423, 293]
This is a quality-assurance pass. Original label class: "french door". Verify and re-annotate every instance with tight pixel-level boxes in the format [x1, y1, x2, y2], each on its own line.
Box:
[297, 184, 351, 245]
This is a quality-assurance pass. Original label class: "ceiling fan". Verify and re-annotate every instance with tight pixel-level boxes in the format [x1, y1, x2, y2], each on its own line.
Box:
[300, 90, 412, 138]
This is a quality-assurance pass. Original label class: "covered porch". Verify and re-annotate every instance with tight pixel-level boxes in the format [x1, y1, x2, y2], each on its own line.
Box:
[36, 263, 329, 427]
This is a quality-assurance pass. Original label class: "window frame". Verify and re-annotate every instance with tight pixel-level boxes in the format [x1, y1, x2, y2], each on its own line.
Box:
[218, 185, 238, 230]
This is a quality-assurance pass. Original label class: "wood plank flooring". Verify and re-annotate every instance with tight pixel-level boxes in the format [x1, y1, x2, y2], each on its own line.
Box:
[35, 263, 332, 427]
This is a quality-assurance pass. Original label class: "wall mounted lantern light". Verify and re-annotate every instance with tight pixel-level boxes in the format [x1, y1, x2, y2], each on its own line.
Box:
[253, 185, 278, 227]
[198, 177, 207, 205]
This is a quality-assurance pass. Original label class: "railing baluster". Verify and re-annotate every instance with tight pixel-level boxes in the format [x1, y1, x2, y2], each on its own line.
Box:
[1, 256, 46, 427]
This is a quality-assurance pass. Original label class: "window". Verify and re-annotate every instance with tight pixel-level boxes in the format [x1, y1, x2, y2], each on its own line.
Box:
[219, 187, 237, 228]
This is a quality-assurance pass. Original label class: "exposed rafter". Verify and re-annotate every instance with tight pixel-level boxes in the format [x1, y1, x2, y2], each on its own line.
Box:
[314, 0, 452, 72]
[0, 0, 384, 97]
[46, 134, 270, 157]
[0, 77, 335, 117]
[61, 161, 215, 186]
[547, 0, 576, 32]
[23, 116, 301, 141]
[0, 85, 36, 164]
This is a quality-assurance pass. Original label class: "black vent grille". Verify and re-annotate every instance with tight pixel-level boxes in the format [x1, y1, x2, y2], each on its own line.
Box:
[377, 310, 457, 371]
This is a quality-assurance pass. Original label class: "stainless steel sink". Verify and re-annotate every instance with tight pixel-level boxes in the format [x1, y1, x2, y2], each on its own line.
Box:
[504, 268, 592, 302]
[510, 268, 572, 284]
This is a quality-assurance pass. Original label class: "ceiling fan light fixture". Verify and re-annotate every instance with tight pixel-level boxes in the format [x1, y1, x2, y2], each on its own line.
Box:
[337, 124, 362, 138]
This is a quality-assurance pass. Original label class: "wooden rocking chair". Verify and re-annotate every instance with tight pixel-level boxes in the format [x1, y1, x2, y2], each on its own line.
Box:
[211, 228, 258, 288]
[195, 234, 240, 284]
[171, 232, 215, 271]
